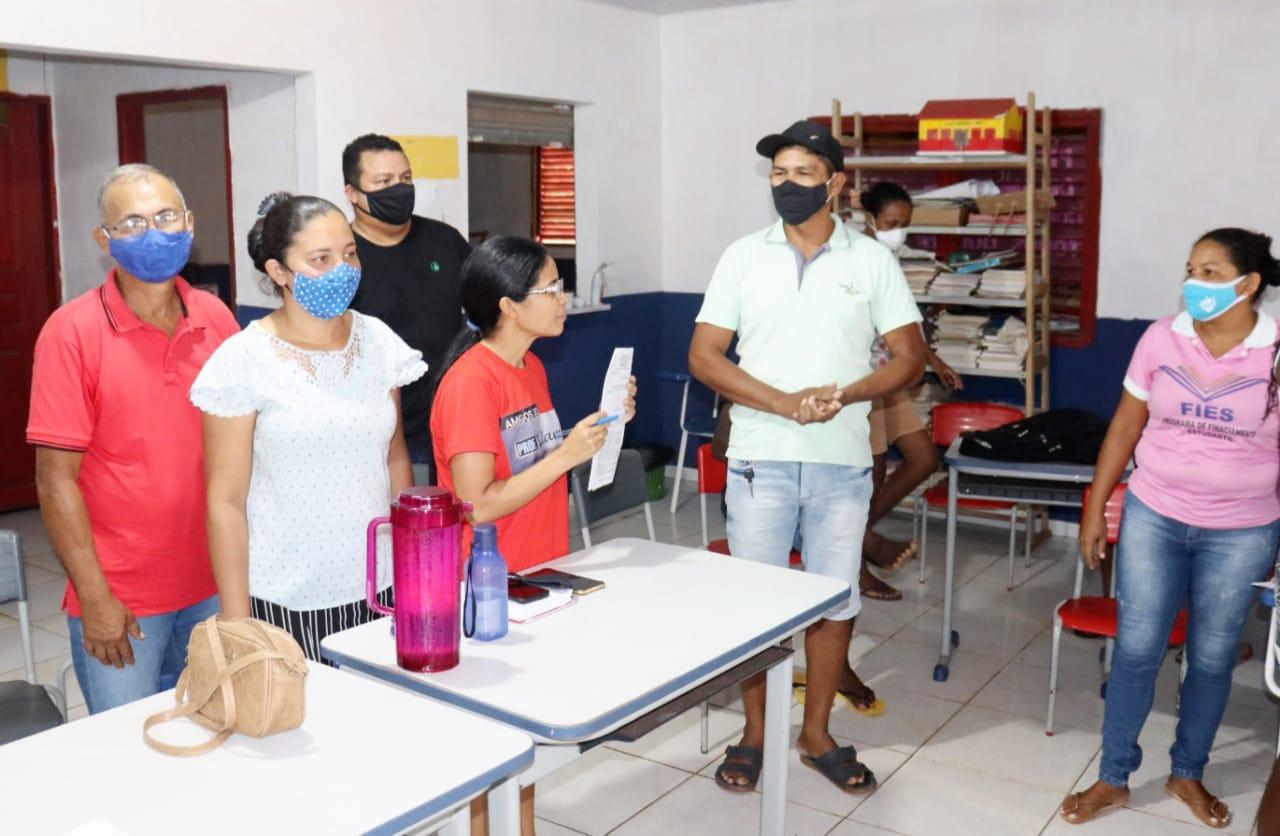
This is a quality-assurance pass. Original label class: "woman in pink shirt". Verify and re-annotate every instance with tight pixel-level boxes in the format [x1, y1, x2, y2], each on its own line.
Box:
[1062, 229, 1280, 828]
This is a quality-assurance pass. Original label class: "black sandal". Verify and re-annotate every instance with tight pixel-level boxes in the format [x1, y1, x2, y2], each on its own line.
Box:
[714, 744, 763, 793]
[799, 745, 877, 795]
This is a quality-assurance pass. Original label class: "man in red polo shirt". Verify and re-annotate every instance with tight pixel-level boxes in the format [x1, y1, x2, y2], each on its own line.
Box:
[27, 164, 239, 714]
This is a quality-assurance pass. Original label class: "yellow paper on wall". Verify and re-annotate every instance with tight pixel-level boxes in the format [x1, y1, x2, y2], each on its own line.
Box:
[391, 135, 459, 180]
[0, 50, 9, 92]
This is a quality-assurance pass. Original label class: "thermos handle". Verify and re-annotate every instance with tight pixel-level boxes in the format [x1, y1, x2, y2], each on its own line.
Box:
[366, 517, 394, 617]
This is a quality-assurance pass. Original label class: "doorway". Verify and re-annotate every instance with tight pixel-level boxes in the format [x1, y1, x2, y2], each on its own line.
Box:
[0, 93, 60, 511]
[467, 92, 577, 293]
[117, 86, 236, 310]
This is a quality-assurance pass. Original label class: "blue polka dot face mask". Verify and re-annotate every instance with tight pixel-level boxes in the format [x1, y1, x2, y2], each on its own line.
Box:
[291, 262, 361, 320]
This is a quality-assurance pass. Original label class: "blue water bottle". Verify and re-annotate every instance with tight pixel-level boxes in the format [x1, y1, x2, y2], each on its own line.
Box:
[463, 523, 508, 641]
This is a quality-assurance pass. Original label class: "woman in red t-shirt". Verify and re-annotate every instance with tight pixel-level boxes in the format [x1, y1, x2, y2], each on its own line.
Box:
[430, 235, 635, 835]
[430, 235, 636, 571]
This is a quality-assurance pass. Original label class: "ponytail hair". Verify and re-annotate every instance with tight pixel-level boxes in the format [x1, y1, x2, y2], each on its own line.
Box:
[247, 192, 344, 296]
[1197, 228, 1280, 420]
[428, 235, 550, 402]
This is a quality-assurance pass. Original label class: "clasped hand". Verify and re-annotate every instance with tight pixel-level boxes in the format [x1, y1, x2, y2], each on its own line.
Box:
[777, 383, 844, 425]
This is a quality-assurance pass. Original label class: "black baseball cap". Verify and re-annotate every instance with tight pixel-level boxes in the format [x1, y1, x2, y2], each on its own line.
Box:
[756, 120, 844, 176]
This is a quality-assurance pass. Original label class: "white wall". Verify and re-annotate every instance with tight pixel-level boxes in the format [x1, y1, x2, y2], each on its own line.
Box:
[6, 51, 295, 306]
[660, 0, 1280, 321]
[0, 0, 664, 304]
[143, 100, 232, 266]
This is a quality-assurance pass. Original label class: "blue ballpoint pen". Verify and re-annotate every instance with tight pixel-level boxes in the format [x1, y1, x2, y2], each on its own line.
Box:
[553, 414, 618, 439]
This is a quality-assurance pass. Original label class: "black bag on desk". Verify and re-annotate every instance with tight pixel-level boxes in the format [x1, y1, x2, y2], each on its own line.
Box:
[957, 408, 1108, 465]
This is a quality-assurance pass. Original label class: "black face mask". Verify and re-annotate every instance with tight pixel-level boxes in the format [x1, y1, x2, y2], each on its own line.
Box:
[771, 177, 833, 226]
[360, 182, 415, 225]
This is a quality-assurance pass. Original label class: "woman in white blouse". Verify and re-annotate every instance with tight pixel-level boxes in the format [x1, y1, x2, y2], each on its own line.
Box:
[192, 192, 425, 661]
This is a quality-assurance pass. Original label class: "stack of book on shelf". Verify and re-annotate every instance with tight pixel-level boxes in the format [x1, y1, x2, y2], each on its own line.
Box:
[901, 246, 941, 295]
[931, 311, 988, 368]
[930, 271, 980, 297]
[967, 212, 1026, 227]
[904, 266, 938, 294]
[950, 248, 1022, 274]
[1050, 314, 1081, 334]
[976, 317, 1029, 372]
[976, 269, 1039, 300]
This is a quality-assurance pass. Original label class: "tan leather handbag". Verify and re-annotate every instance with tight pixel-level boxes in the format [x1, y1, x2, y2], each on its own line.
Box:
[143, 615, 308, 756]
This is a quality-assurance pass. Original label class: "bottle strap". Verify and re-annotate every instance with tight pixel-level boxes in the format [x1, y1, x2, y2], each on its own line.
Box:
[463, 556, 476, 639]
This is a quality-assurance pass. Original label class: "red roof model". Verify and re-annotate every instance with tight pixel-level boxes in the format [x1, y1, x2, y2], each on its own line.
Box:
[919, 99, 1018, 120]
[918, 98, 1024, 155]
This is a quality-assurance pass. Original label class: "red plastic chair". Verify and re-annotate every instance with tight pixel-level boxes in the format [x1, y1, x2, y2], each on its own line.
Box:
[918, 402, 1031, 588]
[696, 444, 802, 565]
[1045, 483, 1189, 735]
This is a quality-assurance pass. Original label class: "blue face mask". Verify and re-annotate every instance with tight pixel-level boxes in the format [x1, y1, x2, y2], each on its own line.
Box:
[291, 262, 361, 320]
[108, 229, 193, 283]
[1183, 274, 1247, 321]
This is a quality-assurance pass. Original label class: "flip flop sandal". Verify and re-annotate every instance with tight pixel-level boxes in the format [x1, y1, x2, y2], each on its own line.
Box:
[714, 744, 763, 794]
[1165, 780, 1232, 828]
[793, 671, 887, 716]
[836, 689, 887, 717]
[861, 576, 903, 602]
[1059, 789, 1129, 824]
[799, 745, 877, 795]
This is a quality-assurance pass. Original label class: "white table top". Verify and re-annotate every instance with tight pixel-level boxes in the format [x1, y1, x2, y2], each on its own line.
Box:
[2, 663, 533, 836]
[323, 538, 848, 742]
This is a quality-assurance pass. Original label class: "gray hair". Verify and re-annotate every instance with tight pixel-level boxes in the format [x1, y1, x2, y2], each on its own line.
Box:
[97, 164, 187, 222]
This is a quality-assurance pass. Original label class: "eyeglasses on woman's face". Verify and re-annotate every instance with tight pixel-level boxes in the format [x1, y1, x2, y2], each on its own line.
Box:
[525, 278, 565, 299]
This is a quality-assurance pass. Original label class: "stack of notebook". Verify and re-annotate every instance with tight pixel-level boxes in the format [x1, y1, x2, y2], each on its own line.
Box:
[931, 311, 988, 369]
[976, 317, 1029, 371]
[977, 269, 1036, 300]
[930, 271, 981, 297]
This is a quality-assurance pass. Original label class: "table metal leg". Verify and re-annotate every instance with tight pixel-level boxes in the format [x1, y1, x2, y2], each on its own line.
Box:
[434, 805, 471, 836]
[935, 473, 960, 683]
[488, 775, 520, 836]
[760, 653, 793, 836]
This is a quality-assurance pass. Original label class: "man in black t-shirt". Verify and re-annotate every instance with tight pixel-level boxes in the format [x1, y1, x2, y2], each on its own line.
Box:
[343, 134, 472, 482]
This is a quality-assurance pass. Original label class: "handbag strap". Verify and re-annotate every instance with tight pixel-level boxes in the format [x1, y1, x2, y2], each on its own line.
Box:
[203, 616, 237, 730]
[142, 617, 292, 757]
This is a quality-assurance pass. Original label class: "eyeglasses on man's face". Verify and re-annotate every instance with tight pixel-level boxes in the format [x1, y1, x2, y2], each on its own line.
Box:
[100, 208, 188, 239]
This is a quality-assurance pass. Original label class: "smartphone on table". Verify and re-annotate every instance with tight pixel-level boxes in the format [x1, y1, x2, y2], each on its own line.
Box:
[507, 577, 550, 604]
[518, 568, 606, 597]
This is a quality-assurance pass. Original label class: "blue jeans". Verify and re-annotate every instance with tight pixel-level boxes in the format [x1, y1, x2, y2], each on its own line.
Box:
[68, 595, 221, 715]
[1099, 493, 1279, 786]
[725, 459, 870, 620]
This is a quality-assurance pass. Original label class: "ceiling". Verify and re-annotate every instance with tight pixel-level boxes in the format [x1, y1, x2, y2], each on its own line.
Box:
[585, 0, 788, 14]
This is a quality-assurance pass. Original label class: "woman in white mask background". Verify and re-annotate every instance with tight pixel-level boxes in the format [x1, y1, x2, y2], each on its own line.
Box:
[855, 182, 963, 603]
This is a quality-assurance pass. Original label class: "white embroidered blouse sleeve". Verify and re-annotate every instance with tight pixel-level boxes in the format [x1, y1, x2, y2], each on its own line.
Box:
[190, 332, 260, 417]
[366, 314, 428, 389]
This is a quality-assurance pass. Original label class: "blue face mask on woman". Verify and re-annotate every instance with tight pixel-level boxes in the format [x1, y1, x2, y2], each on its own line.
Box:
[108, 229, 193, 283]
[1183, 274, 1248, 322]
[291, 261, 361, 320]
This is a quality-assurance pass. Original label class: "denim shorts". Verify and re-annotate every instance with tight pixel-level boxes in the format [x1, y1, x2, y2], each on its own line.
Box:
[725, 459, 871, 620]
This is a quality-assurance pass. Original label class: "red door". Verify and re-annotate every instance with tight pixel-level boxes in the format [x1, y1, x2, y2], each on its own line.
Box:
[0, 94, 60, 511]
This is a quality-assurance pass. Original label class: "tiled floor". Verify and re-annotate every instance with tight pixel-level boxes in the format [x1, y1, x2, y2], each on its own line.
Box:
[3, 489, 1277, 835]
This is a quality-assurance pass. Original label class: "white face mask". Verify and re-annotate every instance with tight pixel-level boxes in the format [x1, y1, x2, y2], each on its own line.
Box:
[874, 225, 908, 254]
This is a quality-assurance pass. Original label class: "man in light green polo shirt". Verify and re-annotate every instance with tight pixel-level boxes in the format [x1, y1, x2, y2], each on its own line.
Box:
[690, 120, 925, 795]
